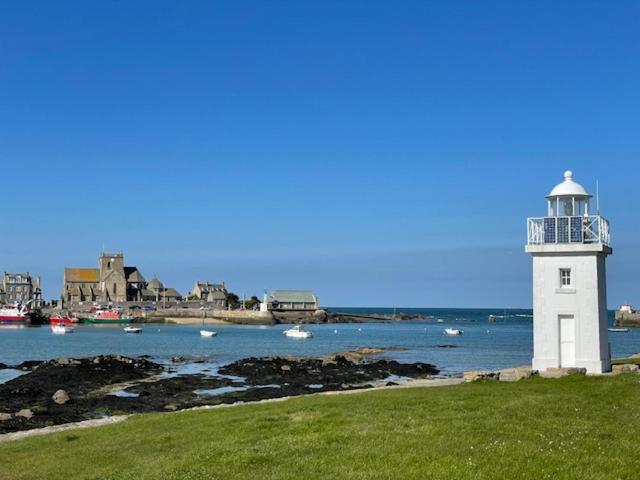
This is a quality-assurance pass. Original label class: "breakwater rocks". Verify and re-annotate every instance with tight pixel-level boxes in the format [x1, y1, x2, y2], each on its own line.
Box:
[0, 351, 438, 434]
[614, 311, 640, 327]
[273, 310, 427, 324]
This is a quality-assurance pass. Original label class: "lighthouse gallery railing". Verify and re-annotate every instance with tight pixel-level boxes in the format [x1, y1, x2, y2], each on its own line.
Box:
[527, 215, 610, 246]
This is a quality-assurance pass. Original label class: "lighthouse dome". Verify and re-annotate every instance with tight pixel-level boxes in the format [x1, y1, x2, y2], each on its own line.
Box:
[547, 170, 591, 198]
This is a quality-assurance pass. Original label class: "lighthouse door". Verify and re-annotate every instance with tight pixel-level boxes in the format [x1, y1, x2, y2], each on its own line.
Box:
[559, 315, 575, 367]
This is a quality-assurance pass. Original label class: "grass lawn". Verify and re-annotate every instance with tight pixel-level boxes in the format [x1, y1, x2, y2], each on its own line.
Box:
[1, 374, 639, 480]
[612, 357, 640, 365]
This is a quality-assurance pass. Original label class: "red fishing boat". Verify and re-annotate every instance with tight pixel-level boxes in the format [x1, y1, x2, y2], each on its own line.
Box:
[49, 313, 79, 325]
[0, 302, 31, 324]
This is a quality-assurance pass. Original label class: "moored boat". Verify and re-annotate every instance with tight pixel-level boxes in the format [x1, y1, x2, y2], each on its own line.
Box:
[283, 325, 313, 339]
[608, 327, 630, 333]
[123, 326, 142, 334]
[81, 309, 133, 324]
[444, 328, 463, 336]
[200, 330, 217, 337]
[50, 313, 79, 325]
[51, 324, 75, 334]
[0, 302, 31, 324]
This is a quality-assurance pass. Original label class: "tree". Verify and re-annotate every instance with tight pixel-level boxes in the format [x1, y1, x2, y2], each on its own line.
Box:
[226, 293, 240, 309]
[244, 295, 261, 311]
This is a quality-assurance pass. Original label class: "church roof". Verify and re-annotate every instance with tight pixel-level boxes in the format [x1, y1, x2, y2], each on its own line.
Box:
[161, 288, 182, 298]
[124, 267, 146, 284]
[547, 171, 591, 198]
[147, 278, 164, 290]
[65, 268, 100, 283]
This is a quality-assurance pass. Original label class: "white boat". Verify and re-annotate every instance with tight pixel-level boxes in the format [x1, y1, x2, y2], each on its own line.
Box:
[444, 328, 463, 336]
[283, 325, 313, 339]
[608, 328, 630, 333]
[200, 330, 217, 337]
[123, 326, 142, 334]
[51, 324, 75, 334]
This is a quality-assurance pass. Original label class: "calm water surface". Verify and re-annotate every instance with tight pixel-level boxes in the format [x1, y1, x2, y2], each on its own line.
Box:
[1, 308, 638, 382]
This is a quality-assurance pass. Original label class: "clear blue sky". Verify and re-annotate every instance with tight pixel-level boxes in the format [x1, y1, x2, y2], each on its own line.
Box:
[1, 1, 639, 307]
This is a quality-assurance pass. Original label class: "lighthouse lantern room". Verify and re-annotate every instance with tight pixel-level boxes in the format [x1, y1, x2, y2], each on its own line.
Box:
[525, 171, 612, 374]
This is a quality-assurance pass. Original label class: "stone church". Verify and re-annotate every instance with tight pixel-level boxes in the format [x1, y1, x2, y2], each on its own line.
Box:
[62, 252, 180, 305]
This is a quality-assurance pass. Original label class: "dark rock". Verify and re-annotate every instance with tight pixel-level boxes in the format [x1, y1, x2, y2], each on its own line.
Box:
[12, 360, 45, 371]
[0, 352, 438, 435]
[219, 355, 438, 388]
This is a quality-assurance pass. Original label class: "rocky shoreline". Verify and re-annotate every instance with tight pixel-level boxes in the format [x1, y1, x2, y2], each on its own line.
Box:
[0, 349, 438, 434]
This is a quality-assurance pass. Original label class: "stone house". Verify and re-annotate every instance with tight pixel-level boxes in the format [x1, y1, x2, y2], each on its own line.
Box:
[0, 272, 43, 308]
[267, 290, 319, 311]
[189, 281, 228, 308]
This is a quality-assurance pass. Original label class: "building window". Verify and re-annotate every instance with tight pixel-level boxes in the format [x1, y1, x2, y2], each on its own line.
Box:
[560, 269, 572, 288]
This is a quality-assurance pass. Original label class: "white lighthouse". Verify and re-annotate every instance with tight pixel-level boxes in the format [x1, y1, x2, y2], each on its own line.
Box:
[525, 171, 612, 374]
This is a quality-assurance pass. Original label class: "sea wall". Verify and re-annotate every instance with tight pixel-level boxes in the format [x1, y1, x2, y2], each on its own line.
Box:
[144, 308, 274, 325]
[141, 308, 395, 325]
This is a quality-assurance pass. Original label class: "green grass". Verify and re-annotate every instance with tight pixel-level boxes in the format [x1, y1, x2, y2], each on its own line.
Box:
[612, 357, 640, 365]
[1, 375, 640, 480]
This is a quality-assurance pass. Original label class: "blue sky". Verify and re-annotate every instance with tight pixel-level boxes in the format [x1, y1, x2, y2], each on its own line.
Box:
[1, 1, 639, 307]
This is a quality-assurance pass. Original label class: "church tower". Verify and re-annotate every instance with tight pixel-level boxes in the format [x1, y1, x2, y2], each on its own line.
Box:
[99, 252, 126, 303]
[525, 171, 612, 374]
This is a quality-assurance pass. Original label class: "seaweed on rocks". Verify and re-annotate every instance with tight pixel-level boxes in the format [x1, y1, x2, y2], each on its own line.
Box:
[218, 355, 439, 388]
[0, 352, 439, 435]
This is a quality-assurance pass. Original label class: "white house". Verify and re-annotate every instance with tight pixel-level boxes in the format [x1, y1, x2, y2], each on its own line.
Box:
[525, 170, 612, 374]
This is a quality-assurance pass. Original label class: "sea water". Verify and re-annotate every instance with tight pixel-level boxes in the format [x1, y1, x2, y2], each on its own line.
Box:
[0, 308, 638, 383]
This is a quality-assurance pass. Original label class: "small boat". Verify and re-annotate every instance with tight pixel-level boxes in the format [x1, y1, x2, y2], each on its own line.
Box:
[51, 324, 75, 334]
[444, 328, 463, 336]
[608, 328, 630, 333]
[200, 330, 217, 337]
[283, 325, 313, 339]
[488, 315, 497, 322]
[436, 319, 444, 323]
[123, 326, 142, 334]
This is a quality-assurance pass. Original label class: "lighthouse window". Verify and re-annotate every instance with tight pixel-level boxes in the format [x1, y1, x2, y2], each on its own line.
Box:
[560, 269, 572, 287]
[560, 199, 573, 216]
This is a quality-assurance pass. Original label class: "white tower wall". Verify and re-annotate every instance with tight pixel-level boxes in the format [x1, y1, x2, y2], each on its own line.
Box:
[529, 245, 611, 373]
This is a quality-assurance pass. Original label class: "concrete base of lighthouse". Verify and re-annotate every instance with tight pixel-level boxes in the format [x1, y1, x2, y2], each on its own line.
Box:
[533, 358, 610, 375]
